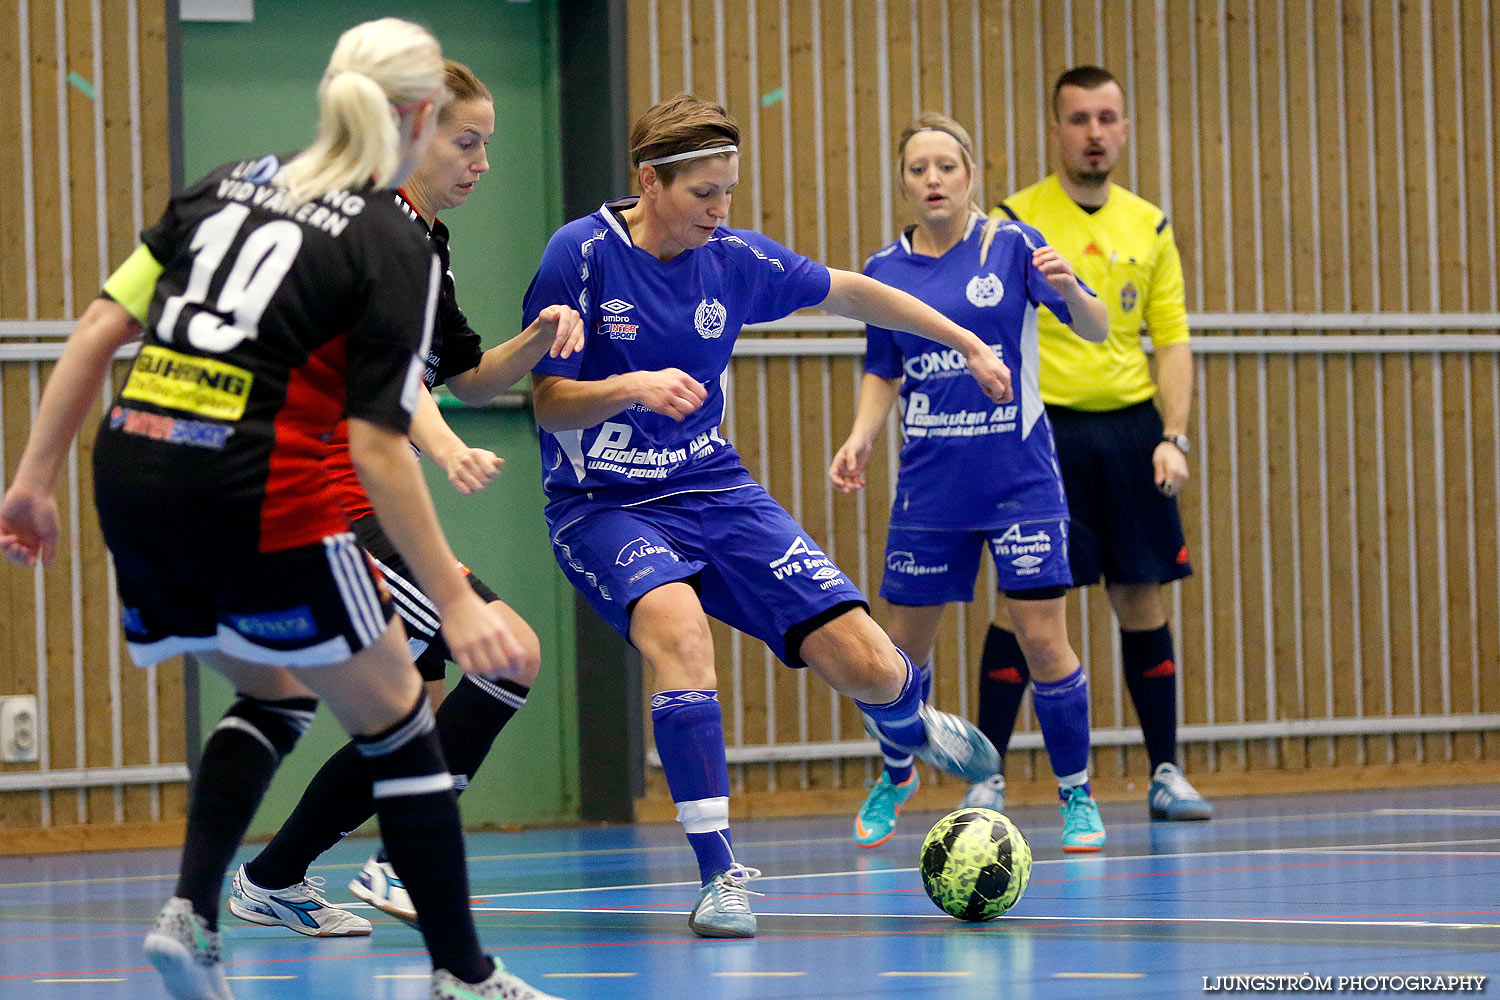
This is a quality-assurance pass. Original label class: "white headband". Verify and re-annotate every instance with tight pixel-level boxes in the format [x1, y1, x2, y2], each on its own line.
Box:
[638, 144, 738, 167]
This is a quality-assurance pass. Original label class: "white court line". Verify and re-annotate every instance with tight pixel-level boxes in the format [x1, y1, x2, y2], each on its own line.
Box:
[467, 905, 1500, 931]
[1373, 809, 1500, 817]
[0, 813, 1491, 893]
[466, 837, 1500, 900]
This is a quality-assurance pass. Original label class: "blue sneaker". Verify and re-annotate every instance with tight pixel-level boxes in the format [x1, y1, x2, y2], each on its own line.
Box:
[854, 771, 919, 847]
[1060, 786, 1106, 853]
[863, 704, 1000, 784]
[1149, 762, 1213, 820]
[688, 864, 761, 938]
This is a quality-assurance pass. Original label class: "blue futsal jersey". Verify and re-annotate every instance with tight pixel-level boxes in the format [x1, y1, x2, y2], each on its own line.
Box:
[526, 199, 832, 527]
[863, 213, 1084, 531]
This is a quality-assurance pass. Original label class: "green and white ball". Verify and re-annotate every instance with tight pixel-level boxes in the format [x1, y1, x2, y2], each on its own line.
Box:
[919, 807, 1032, 921]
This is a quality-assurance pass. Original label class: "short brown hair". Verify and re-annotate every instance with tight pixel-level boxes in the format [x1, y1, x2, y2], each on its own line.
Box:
[1052, 64, 1120, 119]
[630, 93, 740, 184]
[439, 59, 491, 123]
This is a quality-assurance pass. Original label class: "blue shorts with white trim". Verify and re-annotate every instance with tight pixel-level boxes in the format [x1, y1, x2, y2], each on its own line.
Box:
[550, 483, 867, 667]
[879, 516, 1073, 606]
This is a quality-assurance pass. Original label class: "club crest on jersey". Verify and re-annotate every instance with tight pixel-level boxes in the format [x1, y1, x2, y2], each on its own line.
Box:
[965, 273, 1004, 307]
[694, 298, 728, 339]
[1121, 280, 1138, 313]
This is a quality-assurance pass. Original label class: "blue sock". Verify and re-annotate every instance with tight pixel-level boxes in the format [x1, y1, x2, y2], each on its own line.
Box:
[652, 690, 734, 885]
[1031, 666, 1093, 800]
[879, 659, 932, 785]
[856, 648, 927, 750]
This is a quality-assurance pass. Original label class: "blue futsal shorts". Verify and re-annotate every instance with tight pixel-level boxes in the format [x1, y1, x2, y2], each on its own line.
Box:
[879, 516, 1073, 606]
[548, 483, 867, 667]
[1046, 400, 1193, 587]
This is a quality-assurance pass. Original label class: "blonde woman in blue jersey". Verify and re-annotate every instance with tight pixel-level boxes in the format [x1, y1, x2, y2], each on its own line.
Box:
[830, 113, 1111, 853]
[525, 94, 1014, 939]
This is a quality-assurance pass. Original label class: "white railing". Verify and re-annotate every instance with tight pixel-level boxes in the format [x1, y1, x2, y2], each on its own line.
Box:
[660, 316, 1500, 776]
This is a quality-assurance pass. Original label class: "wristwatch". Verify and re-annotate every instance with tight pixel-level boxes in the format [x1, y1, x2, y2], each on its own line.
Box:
[1161, 433, 1190, 454]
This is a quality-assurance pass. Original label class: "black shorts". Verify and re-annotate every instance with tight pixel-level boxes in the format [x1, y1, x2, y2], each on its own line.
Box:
[102, 517, 395, 668]
[350, 512, 500, 682]
[1046, 400, 1193, 588]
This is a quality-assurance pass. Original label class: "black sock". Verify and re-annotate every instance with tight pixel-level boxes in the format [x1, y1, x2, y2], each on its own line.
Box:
[372, 673, 528, 865]
[176, 696, 316, 929]
[251, 673, 532, 881]
[357, 694, 492, 984]
[245, 741, 369, 890]
[976, 625, 1031, 775]
[1121, 624, 1179, 770]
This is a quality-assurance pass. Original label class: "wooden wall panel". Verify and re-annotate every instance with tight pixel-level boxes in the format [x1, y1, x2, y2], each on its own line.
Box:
[625, 0, 1500, 812]
[0, 0, 184, 848]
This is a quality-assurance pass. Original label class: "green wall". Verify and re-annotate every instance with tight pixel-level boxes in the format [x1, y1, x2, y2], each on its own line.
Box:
[182, 1, 579, 835]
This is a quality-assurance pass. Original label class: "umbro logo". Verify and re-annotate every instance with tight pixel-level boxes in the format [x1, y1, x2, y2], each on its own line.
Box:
[600, 298, 633, 313]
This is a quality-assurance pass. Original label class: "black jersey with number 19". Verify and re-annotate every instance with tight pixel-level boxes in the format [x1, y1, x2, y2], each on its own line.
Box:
[94, 154, 439, 555]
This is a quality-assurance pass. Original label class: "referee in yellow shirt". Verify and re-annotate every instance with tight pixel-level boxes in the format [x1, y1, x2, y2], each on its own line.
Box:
[980, 65, 1211, 821]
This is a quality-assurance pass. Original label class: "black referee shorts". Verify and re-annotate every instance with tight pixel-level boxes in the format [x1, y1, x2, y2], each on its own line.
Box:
[1046, 399, 1193, 588]
[350, 512, 501, 682]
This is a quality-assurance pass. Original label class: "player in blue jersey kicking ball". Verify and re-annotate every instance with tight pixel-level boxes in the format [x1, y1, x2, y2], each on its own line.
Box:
[524, 94, 1011, 939]
[830, 113, 1111, 854]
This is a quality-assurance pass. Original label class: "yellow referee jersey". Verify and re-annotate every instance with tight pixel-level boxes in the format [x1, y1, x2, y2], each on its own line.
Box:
[996, 174, 1189, 411]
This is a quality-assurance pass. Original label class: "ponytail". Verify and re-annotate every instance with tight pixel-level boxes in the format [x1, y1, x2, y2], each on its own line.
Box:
[277, 18, 444, 206]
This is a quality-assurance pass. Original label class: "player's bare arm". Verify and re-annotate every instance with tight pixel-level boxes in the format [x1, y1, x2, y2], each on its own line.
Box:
[829, 373, 901, 494]
[1032, 246, 1109, 343]
[445, 303, 584, 405]
[532, 368, 708, 432]
[408, 388, 503, 496]
[819, 268, 1013, 404]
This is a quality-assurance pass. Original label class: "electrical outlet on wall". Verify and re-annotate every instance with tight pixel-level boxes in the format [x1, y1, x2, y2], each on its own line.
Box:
[0, 696, 40, 763]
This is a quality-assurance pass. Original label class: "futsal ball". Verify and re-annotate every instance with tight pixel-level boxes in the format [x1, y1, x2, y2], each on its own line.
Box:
[919, 808, 1032, 921]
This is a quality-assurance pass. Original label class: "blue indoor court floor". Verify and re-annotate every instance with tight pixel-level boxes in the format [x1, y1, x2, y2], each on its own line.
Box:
[1, 784, 1496, 999]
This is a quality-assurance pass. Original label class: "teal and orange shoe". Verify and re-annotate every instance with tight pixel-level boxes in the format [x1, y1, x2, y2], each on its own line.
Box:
[853, 770, 920, 847]
[1060, 786, 1106, 853]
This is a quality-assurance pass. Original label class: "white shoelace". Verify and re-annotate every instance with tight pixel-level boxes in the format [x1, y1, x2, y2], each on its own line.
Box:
[297, 875, 331, 903]
[711, 864, 764, 913]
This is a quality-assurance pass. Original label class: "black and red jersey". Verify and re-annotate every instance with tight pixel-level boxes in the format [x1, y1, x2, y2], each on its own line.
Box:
[326, 188, 484, 523]
[94, 154, 439, 553]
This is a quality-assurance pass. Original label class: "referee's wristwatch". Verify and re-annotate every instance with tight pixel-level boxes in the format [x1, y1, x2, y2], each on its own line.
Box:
[1161, 433, 1190, 454]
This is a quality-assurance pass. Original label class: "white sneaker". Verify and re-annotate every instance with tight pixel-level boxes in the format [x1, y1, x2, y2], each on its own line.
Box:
[349, 854, 418, 926]
[1149, 762, 1214, 821]
[960, 773, 1006, 812]
[687, 863, 762, 938]
[227, 865, 371, 937]
[144, 897, 234, 1000]
[432, 963, 566, 999]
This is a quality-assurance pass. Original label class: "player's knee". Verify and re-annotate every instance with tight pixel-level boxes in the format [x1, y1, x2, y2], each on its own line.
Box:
[512, 621, 542, 686]
[1009, 622, 1072, 674]
[638, 619, 715, 686]
[215, 695, 319, 763]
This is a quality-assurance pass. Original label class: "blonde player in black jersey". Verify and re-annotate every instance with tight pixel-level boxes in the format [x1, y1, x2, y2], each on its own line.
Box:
[979, 65, 1211, 823]
[228, 60, 584, 937]
[0, 20, 562, 1000]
